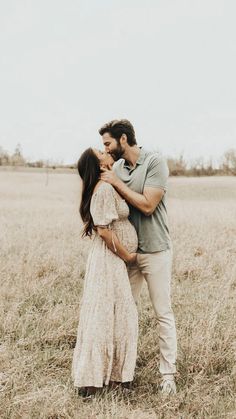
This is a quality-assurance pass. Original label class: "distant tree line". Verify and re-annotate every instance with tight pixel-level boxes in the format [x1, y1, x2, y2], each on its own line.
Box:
[0, 144, 74, 170]
[0, 143, 27, 167]
[167, 149, 236, 176]
[1, 143, 236, 176]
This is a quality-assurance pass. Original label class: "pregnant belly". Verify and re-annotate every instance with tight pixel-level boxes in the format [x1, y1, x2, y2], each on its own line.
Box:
[113, 220, 138, 253]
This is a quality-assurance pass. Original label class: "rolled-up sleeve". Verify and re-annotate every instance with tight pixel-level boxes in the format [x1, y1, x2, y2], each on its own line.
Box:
[144, 155, 169, 191]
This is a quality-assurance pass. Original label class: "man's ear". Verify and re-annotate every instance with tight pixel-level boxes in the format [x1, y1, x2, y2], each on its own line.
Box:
[120, 134, 127, 145]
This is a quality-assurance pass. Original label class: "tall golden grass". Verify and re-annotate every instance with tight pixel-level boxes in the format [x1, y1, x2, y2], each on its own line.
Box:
[0, 170, 236, 419]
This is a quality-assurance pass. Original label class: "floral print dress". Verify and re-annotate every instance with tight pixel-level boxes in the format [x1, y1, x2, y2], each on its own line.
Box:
[72, 182, 138, 388]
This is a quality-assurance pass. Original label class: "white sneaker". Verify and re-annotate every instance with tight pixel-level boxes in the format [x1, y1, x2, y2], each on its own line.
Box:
[160, 376, 177, 395]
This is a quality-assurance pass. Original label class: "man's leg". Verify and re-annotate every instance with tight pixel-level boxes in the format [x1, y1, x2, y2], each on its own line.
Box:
[127, 262, 144, 303]
[137, 249, 177, 376]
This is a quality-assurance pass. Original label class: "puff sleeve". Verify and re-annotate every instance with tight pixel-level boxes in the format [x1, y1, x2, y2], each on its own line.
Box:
[90, 183, 119, 227]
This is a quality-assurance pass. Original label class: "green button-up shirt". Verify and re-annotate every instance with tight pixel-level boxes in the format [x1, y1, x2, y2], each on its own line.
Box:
[113, 148, 171, 253]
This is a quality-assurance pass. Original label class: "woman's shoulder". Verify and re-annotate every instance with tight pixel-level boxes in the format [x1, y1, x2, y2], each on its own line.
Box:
[92, 181, 115, 198]
[90, 181, 118, 217]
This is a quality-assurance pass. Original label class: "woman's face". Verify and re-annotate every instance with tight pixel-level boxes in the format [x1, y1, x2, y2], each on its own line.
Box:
[93, 148, 114, 168]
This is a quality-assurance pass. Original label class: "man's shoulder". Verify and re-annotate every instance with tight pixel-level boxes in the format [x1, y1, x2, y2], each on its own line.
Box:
[112, 150, 167, 171]
[143, 149, 166, 166]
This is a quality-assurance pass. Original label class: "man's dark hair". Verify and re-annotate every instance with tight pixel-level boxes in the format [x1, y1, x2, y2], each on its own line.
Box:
[99, 119, 137, 146]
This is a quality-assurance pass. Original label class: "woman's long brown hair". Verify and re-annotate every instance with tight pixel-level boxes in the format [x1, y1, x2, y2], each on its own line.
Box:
[77, 148, 101, 237]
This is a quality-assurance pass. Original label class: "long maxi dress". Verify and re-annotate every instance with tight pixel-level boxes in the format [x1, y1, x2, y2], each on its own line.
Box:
[72, 182, 138, 388]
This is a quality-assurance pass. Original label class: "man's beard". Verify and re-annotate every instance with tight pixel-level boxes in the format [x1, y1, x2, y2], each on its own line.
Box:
[110, 143, 124, 161]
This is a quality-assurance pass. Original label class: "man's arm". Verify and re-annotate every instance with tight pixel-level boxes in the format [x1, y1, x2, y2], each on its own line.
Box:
[100, 169, 164, 216]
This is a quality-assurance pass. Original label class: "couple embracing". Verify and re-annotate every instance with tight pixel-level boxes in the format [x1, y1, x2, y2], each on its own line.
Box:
[71, 119, 177, 397]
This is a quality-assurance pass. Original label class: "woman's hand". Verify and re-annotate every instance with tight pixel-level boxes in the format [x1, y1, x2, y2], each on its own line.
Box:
[126, 252, 137, 265]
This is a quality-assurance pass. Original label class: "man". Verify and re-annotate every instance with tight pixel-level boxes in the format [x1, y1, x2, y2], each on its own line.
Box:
[99, 119, 177, 395]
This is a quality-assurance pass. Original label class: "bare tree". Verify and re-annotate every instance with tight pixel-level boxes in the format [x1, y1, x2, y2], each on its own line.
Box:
[0, 146, 10, 165]
[11, 143, 26, 166]
[167, 155, 187, 176]
[221, 148, 236, 175]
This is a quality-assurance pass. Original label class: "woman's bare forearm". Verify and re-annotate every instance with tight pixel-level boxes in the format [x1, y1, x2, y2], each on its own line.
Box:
[97, 227, 134, 262]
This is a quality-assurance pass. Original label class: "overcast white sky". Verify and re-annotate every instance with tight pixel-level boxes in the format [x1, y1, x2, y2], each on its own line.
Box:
[0, 0, 236, 164]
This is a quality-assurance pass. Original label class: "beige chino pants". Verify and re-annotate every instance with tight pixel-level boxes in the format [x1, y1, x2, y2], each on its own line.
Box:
[127, 248, 177, 375]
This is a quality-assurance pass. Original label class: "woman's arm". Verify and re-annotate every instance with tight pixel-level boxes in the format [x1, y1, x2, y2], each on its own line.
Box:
[97, 227, 136, 263]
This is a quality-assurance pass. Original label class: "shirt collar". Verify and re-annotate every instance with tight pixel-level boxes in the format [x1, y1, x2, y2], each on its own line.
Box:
[124, 147, 146, 168]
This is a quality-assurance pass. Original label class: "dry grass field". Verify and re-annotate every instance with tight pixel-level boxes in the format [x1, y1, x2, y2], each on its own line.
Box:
[0, 169, 236, 419]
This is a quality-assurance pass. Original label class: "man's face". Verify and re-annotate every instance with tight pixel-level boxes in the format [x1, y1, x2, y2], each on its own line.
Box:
[92, 148, 114, 168]
[102, 133, 125, 161]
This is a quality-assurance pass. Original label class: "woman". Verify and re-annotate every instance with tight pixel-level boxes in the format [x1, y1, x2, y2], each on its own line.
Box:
[71, 148, 138, 397]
